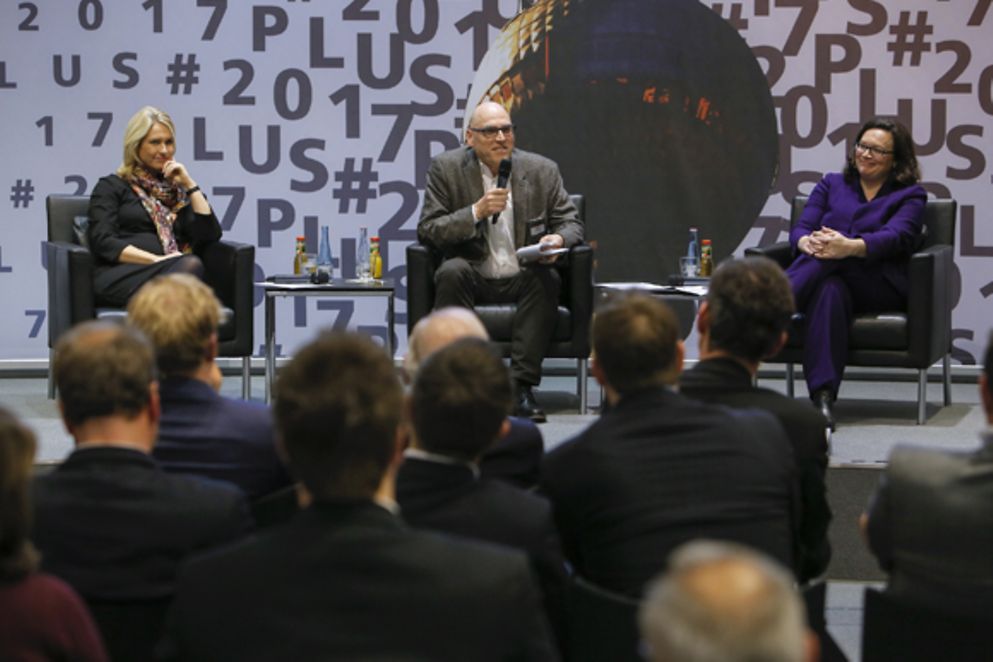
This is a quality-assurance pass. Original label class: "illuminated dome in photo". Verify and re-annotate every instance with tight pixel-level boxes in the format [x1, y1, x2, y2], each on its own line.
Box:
[467, 0, 778, 283]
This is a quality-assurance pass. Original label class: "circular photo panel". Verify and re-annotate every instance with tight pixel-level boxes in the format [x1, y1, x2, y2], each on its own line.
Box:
[467, 0, 779, 285]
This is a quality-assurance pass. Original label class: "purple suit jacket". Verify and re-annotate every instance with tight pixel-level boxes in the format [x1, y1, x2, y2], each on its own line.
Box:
[789, 173, 926, 294]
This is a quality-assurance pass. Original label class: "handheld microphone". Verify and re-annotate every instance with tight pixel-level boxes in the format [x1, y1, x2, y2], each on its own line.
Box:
[491, 158, 512, 224]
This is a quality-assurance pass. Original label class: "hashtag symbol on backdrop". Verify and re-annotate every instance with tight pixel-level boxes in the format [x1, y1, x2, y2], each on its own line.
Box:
[887, 11, 933, 66]
[166, 54, 201, 94]
[9, 179, 34, 209]
[333, 158, 379, 214]
[711, 3, 748, 30]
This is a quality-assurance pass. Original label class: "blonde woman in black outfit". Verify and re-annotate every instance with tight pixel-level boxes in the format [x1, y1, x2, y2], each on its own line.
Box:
[88, 106, 221, 306]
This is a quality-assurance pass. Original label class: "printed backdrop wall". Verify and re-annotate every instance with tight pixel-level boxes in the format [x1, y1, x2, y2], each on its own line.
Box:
[1, 0, 990, 366]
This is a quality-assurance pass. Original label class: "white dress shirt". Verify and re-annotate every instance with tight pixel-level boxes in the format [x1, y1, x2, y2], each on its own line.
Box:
[475, 162, 520, 279]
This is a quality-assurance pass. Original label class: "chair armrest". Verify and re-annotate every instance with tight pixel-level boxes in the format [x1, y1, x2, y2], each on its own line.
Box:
[201, 240, 254, 308]
[744, 241, 793, 269]
[562, 244, 593, 355]
[406, 243, 436, 336]
[201, 240, 255, 356]
[45, 241, 95, 347]
[906, 244, 953, 361]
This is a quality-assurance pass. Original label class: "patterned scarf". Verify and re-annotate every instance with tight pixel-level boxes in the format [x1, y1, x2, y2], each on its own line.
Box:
[127, 165, 191, 254]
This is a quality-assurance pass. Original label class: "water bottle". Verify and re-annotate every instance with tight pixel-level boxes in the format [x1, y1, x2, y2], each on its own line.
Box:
[356, 227, 371, 280]
[317, 225, 333, 278]
[687, 227, 701, 262]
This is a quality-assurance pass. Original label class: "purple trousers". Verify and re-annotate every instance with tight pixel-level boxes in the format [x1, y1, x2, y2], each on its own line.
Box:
[786, 255, 906, 397]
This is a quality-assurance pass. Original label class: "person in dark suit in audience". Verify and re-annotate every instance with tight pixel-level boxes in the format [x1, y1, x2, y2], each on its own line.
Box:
[860, 332, 993, 618]
[159, 332, 559, 662]
[0, 406, 108, 662]
[398, 337, 569, 641]
[639, 541, 818, 662]
[679, 257, 832, 582]
[31, 321, 251, 659]
[541, 295, 798, 597]
[406, 306, 544, 489]
[127, 273, 291, 500]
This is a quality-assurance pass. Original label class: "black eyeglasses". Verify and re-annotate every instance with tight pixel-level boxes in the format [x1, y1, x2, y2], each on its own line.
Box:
[469, 124, 515, 138]
[854, 142, 893, 158]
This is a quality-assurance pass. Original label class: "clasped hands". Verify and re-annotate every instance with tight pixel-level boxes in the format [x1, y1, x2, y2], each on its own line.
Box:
[798, 227, 863, 260]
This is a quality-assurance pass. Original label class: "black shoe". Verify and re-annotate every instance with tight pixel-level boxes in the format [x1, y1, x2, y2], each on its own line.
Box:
[515, 385, 547, 423]
[813, 390, 836, 431]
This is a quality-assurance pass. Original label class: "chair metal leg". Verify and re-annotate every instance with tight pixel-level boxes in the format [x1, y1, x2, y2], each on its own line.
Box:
[578, 358, 588, 415]
[917, 369, 927, 425]
[942, 353, 951, 406]
[241, 357, 251, 400]
[785, 363, 795, 398]
[47, 348, 56, 400]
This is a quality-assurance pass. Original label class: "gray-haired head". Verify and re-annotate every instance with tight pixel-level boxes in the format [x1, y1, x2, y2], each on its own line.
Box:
[639, 540, 812, 662]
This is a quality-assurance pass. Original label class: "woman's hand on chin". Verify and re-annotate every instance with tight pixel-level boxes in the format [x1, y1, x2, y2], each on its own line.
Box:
[162, 160, 194, 188]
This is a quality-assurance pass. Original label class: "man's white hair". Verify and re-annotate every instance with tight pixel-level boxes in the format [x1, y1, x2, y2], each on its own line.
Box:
[405, 307, 489, 376]
[639, 540, 808, 662]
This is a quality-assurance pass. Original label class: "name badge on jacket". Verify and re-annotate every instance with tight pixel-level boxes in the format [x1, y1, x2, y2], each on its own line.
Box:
[527, 217, 547, 239]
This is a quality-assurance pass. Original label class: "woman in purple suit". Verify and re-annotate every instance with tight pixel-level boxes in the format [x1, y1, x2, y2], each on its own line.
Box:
[787, 117, 926, 429]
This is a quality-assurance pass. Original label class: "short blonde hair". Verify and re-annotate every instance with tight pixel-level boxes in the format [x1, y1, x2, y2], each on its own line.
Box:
[127, 274, 221, 377]
[116, 105, 176, 178]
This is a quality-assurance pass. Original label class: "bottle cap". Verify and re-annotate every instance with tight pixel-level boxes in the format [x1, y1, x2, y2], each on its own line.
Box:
[296, 235, 306, 240]
[371, 236, 380, 241]
[702, 239, 711, 245]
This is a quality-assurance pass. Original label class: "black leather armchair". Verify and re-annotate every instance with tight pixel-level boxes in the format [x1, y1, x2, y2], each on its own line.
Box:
[745, 195, 956, 424]
[406, 194, 593, 413]
[45, 194, 255, 399]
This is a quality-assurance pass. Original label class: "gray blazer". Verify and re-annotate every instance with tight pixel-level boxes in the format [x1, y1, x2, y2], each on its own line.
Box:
[866, 439, 993, 617]
[418, 146, 583, 262]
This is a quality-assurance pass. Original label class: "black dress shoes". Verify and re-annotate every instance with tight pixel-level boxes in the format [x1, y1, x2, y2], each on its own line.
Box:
[515, 385, 547, 423]
[813, 390, 836, 431]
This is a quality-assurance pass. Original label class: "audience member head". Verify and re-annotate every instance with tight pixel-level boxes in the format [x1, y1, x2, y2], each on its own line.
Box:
[639, 541, 815, 662]
[54, 321, 158, 438]
[274, 332, 403, 501]
[127, 274, 221, 380]
[118, 105, 177, 179]
[982, 331, 993, 425]
[843, 116, 920, 187]
[699, 257, 795, 367]
[0, 407, 39, 581]
[592, 294, 682, 399]
[405, 307, 488, 378]
[411, 338, 513, 462]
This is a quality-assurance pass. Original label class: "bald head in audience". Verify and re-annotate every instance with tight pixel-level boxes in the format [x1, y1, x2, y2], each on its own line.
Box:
[405, 307, 488, 377]
[640, 541, 817, 662]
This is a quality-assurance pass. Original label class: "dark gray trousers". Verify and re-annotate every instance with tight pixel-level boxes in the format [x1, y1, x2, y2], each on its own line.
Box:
[433, 257, 560, 386]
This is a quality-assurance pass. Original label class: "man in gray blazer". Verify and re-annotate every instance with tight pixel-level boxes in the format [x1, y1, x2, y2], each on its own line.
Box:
[861, 332, 993, 618]
[418, 101, 584, 422]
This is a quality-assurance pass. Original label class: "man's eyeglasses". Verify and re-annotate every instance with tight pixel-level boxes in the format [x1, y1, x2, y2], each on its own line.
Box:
[854, 142, 893, 158]
[469, 124, 515, 139]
